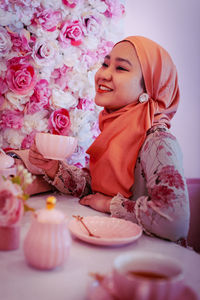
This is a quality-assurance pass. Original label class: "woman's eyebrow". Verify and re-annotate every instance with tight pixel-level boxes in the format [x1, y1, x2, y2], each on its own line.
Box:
[105, 55, 132, 66]
[116, 57, 132, 66]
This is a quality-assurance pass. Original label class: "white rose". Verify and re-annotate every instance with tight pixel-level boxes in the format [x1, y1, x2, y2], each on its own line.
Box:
[0, 27, 12, 58]
[22, 111, 49, 134]
[88, 0, 107, 13]
[62, 46, 81, 68]
[32, 38, 58, 67]
[0, 9, 16, 26]
[6, 92, 32, 111]
[3, 129, 25, 149]
[51, 89, 78, 109]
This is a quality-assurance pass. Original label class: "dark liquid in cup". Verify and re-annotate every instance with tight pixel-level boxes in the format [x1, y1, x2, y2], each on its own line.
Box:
[127, 270, 169, 280]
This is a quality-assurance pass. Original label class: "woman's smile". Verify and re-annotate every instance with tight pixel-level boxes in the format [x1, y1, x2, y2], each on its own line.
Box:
[97, 84, 113, 93]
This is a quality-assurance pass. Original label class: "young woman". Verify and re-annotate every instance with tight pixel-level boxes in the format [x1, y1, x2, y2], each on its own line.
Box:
[29, 36, 190, 243]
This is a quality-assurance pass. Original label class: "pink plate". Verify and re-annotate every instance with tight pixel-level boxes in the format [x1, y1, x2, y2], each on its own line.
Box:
[68, 216, 142, 246]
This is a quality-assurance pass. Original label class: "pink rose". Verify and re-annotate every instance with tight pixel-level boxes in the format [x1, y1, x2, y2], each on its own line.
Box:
[0, 77, 8, 94]
[0, 177, 24, 227]
[26, 79, 51, 114]
[33, 8, 62, 32]
[104, 0, 125, 18]
[6, 60, 36, 95]
[34, 79, 51, 102]
[8, 28, 36, 54]
[83, 16, 101, 36]
[77, 98, 95, 111]
[48, 108, 71, 135]
[62, 0, 79, 8]
[0, 95, 5, 109]
[0, 26, 12, 57]
[97, 40, 114, 59]
[21, 131, 36, 149]
[7, 55, 30, 66]
[9, 0, 31, 7]
[80, 50, 98, 68]
[51, 65, 71, 89]
[0, 110, 24, 129]
[59, 20, 84, 47]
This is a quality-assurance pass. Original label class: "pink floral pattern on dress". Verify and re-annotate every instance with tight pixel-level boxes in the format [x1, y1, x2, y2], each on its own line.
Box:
[149, 185, 176, 208]
[122, 200, 135, 212]
[156, 165, 185, 190]
[110, 127, 190, 242]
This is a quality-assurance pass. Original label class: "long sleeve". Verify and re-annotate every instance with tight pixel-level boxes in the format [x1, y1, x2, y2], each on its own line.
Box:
[44, 162, 92, 197]
[110, 129, 190, 242]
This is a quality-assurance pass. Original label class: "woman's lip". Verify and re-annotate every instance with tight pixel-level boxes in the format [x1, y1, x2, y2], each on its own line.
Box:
[97, 88, 113, 93]
[97, 84, 113, 93]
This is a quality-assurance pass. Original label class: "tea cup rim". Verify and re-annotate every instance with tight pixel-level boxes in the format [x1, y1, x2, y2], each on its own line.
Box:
[113, 251, 184, 282]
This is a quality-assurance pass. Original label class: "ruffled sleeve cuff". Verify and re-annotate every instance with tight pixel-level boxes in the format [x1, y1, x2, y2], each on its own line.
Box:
[43, 162, 92, 197]
[110, 193, 137, 223]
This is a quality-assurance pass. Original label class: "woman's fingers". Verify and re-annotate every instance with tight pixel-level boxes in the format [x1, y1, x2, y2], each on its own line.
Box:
[79, 195, 93, 206]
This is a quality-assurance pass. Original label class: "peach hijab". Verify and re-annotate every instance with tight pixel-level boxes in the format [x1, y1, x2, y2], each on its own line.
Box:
[87, 36, 180, 198]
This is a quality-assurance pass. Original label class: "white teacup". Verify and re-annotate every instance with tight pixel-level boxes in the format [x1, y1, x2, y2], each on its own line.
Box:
[113, 251, 184, 300]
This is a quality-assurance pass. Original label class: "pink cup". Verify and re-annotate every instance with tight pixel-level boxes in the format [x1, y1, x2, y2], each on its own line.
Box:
[0, 225, 20, 250]
[113, 251, 184, 300]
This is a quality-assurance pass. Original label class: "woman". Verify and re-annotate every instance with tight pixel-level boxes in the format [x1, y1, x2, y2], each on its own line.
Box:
[29, 36, 190, 243]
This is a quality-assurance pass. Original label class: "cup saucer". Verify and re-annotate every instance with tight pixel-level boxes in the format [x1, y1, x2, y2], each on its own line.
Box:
[86, 273, 117, 300]
[86, 273, 199, 300]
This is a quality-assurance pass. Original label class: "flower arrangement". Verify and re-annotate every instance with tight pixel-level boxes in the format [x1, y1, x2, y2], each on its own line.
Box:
[0, 0, 125, 167]
[0, 164, 35, 228]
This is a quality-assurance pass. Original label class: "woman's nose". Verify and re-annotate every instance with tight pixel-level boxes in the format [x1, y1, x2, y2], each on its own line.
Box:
[101, 67, 112, 81]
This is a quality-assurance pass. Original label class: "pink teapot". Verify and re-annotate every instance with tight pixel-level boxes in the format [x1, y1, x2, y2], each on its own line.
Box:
[23, 196, 71, 270]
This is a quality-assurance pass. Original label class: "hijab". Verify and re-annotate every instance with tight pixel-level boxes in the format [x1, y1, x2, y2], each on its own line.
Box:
[87, 36, 180, 198]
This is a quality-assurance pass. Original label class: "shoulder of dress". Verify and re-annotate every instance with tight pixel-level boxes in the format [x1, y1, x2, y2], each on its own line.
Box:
[146, 125, 177, 142]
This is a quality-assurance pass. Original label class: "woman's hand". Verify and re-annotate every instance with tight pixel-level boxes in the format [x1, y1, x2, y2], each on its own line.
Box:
[79, 192, 112, 213]
[29, 141, 59, 180]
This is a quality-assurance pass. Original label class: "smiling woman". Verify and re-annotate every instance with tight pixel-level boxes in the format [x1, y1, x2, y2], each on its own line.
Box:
[29, 36, 190, 244]
[94, 42, 144, 112]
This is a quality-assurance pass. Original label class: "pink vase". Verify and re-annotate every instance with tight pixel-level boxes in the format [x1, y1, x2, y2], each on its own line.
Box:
[0, 225, 20, 250]
[23, 217, 71, 270]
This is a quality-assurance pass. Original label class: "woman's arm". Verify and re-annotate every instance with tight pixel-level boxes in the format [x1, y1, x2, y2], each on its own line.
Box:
[110, 130, 190, 242]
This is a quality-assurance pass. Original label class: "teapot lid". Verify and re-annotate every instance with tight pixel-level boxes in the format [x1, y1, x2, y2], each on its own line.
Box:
[35, 196, 65, 224]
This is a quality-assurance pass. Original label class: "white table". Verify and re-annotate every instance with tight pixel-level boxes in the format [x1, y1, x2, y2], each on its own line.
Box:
[0, 193, 200, 300]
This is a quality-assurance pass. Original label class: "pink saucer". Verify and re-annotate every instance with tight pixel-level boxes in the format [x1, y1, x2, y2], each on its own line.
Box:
[69, 216, 142, 246]
[86, 273, 199, 300]
[87, 273, 117, 300]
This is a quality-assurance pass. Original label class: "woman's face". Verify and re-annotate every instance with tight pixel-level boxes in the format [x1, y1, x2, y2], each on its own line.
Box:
[95, 41, 144, 112]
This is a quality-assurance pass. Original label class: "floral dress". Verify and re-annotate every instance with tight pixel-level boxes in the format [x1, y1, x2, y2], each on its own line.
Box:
[44, 125, 190, 242]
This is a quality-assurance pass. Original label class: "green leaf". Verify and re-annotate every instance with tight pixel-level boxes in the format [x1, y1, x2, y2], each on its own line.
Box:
[11, 176, 21, 185]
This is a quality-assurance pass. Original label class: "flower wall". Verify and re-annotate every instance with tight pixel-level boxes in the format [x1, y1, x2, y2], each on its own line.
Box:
[0, 0, 125, 167]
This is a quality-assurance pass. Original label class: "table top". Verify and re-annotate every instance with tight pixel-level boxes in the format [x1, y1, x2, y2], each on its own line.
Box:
[0, 193, 200, 300]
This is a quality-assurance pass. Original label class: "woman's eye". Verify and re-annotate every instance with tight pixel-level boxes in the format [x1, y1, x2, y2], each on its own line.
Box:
[116, 66, 128, 71]
[102, 62, 108, 67]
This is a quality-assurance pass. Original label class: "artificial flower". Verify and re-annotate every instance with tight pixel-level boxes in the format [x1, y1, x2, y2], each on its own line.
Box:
[0, 163, 35, 227]
[0, 0, 124, 166]
[6, 61, 37, 95]
[0, 26, 12, 57]
[59, 20, 84, 47]
[48, 108, 71, 135]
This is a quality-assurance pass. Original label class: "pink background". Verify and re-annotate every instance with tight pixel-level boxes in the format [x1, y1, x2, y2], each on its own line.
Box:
[124, 0, 200, 178]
